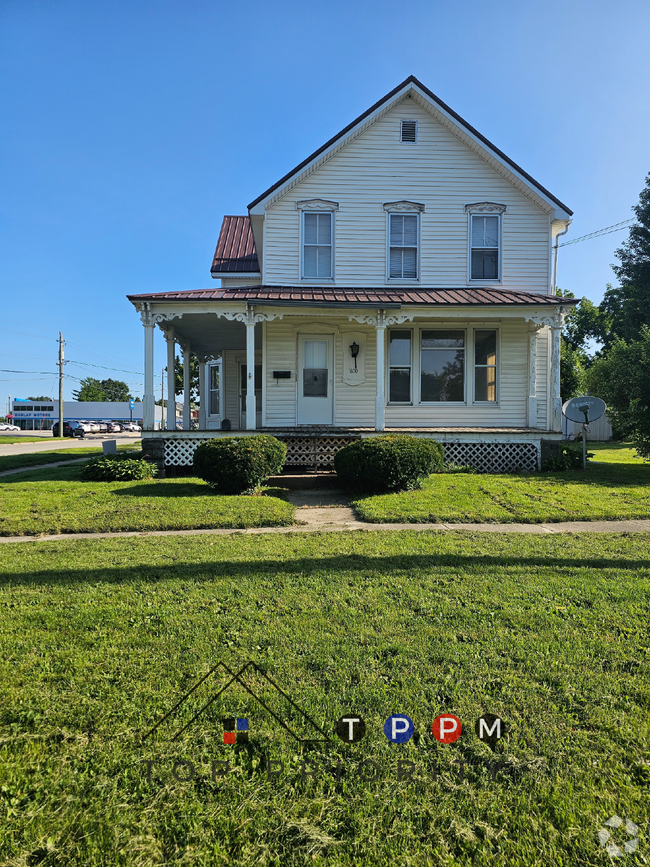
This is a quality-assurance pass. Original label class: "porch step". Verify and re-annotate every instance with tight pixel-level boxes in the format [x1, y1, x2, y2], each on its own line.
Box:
[268, 472, 339, 490]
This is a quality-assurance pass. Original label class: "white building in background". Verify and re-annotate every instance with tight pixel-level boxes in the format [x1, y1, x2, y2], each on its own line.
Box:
[10, 399, 165, 431]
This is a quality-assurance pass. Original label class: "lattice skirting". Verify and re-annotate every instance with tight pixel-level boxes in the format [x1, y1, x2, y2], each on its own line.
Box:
[443, 441, 540, 473]
[161, 435, 360, 468]
[282, 437, 359, 468]
[161, 437, 540, 472]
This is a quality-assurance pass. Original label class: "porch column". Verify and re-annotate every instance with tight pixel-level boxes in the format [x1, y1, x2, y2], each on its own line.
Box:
[246, 310, 256, 430]
[551, 313, 562, 432]
[527, 326, 539, 428]
[182, 343, 191, 430]
[166, 328, 176, 430]
[198, 359, 206, 429]
[142, 306, 155, 431]
[375, 312, 386, 431]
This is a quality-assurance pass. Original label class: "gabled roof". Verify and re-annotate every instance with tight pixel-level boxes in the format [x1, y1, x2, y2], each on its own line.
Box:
[248, 75, 572, 217]
[210, 215, 259, 274]
[127, 285, 577, 307]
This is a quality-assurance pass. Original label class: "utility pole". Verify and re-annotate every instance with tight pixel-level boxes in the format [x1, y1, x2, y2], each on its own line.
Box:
[161, 368, 165, 430]
[56, 332, 65, 438]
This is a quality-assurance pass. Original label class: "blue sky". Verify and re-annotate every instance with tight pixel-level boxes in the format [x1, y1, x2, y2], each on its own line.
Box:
[1, 0, 649, 404]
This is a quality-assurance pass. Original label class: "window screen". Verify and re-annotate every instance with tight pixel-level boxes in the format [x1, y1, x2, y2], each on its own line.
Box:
[303, 212, 332, 279]
[389, 214, 418, 279]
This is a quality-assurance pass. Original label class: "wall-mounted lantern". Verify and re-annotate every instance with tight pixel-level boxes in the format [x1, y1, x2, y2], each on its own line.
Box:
[349, 341, 360, 371]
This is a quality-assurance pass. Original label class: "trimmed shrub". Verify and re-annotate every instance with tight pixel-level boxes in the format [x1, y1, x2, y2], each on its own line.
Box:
[334, 435, 444, 492]
[82, 454, 158, 482]
[193, 435, 287, 494]
[543, 443, 594, 471]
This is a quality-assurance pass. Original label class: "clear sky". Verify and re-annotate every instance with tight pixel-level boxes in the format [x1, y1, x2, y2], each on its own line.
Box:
[1, 0, 648, 404]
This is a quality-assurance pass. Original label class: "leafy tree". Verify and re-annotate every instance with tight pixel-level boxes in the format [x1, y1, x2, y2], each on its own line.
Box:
[73, 377, 132, 401]
[560, 340, 586, 402]
[100, 378, 132, 401]
[599, 173, 650, 348]
[27, 395, 53, 401]
[173, 354, 200, 406]
[557, 289, 605, 354]
[585, 328, 650, 458]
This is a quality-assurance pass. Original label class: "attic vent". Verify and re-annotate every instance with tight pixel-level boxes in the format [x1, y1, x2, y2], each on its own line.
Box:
[401, 120, 417, 142]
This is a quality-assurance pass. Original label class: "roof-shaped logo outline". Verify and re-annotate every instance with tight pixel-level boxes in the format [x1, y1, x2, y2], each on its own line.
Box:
[142, 660, 330, 745]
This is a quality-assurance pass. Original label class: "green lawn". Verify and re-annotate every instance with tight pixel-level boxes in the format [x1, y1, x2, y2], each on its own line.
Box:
[0, 464, 293, 535]
[587, 442, 645, 463]
[354, 456, 650, 524]
[0, 443, 141, 473]
[0, 531, 648, 866]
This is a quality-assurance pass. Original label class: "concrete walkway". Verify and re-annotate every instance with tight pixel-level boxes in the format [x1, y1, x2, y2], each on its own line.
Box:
[0, 433, 141, 457]
[0, 457, 91, 478]
[1, 507, 649, 544]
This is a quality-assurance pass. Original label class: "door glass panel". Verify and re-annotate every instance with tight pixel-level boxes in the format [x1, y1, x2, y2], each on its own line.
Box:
[303, 340, 328, 398]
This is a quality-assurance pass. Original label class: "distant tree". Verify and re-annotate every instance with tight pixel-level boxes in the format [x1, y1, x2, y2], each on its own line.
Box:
[585, 328, 650, 458]
[557, 289, 606, 355]
[27, 395, 52, 401]
[599, 173, 650, 348]
[72, 377, 132, 401]
[100, 378, 132, 401]
[173, 354, 200, 406]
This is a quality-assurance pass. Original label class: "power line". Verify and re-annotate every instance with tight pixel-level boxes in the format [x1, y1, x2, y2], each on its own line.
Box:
[559, 219, 636, 247]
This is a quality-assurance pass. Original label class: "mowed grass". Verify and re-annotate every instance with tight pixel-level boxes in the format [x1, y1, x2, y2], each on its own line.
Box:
[0, 464, 293, 535]
[354, 453, 650, 524]
[0, 443, 141, 473]
[0, 531, 648, 866]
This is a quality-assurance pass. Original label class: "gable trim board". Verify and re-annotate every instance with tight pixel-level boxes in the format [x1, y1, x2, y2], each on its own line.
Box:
[247, 76, 572, 220]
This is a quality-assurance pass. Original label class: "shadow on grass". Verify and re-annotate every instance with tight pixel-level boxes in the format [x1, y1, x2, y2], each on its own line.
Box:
[2, 551, 649, 587]
[111, 481, 212, 498]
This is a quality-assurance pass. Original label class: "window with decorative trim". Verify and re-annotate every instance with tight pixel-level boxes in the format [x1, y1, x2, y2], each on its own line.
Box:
[420, 330, 465, 402]
[302, 212, 333, 279]
[389, 214, 418, 278]
[474, 329, 497, 402]
[388, 330, 412, 402]
[465, 203, 506, 282]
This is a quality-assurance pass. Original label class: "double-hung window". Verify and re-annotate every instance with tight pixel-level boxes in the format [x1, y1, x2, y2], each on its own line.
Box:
[388, 330, 412, 402]
[303, 212, 333, 279]
[420, 330, 465, 402]
[467, 207, 504, 280]
[389, 213, 418, 279]
[474, 330, 497, 402]
[208, 361, 221, 416]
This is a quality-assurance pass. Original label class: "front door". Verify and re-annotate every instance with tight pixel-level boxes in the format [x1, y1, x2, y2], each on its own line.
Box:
[297, 335, 333, 425]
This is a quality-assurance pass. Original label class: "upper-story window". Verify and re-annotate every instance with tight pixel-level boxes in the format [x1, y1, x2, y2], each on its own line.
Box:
[465, 203, 506, 282]
[384, 201, 425, 281]
[297, 199, 338, 281]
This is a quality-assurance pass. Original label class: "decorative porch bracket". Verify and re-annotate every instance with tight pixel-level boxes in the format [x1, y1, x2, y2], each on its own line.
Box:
[348, 309, 416, 431]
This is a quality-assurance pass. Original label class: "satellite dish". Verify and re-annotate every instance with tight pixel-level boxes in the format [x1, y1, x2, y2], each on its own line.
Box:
[562, 396, 607, 424]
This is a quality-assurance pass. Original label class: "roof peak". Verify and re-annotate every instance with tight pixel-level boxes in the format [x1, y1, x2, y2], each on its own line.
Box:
[247, 76, 572, 217]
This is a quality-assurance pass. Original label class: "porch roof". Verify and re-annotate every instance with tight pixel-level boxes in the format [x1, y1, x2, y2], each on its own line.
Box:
[127, 286, 578, 307]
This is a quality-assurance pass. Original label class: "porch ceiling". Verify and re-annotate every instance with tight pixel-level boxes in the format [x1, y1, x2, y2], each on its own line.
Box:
[159, 313, 261, 355]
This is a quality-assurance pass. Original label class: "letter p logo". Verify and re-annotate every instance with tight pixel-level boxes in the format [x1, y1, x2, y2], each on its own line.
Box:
[432, 714, 463, 744]
[383, 714, 415, 744]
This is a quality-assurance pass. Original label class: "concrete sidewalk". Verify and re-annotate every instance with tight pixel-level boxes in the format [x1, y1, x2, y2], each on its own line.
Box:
[1, 510, 649, 544]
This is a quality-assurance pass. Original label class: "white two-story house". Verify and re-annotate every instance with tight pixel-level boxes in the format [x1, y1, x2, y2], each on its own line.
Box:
[128, 76, 575, 473]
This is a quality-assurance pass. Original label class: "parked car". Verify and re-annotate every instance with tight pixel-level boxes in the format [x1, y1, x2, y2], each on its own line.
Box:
[0, 423, 20, 431]
[52, 421, 87, 438]
[107, 422, 122, 433]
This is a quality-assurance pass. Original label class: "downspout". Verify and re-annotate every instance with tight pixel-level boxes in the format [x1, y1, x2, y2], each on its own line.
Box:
[551, 223, 571, 295]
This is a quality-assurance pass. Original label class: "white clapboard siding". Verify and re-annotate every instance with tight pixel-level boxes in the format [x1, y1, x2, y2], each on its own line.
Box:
[263, 98, 551, 292]
[263, 315, 532, 429]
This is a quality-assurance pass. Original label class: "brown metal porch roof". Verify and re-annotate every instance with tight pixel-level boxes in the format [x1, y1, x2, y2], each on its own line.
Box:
[127, 286, 577, 306]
